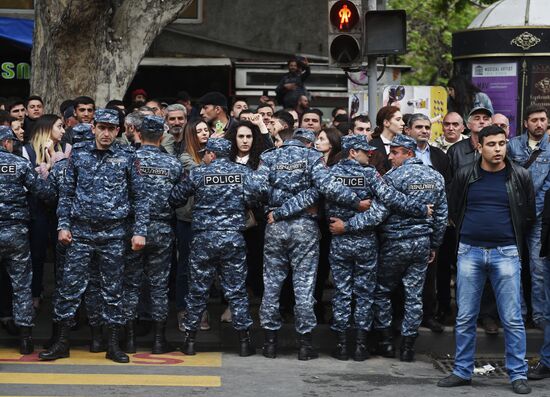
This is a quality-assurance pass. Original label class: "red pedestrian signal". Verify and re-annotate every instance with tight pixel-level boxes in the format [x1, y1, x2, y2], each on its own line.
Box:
[328, 0, 362, 67]
[330, 0, 359, 32]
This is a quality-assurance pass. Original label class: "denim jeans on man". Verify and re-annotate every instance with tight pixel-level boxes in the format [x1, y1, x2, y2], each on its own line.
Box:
[453, 243, 527, 382]
[540, 258, 550, 367]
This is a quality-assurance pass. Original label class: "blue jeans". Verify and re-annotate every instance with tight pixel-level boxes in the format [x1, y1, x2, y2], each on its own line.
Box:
[453, 242, 527, 382]
[541, 258, 550, 367]
[528, 220, 547, 324]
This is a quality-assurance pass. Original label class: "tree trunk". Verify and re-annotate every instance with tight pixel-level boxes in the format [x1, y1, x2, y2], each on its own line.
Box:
[31, 0, 192, 112]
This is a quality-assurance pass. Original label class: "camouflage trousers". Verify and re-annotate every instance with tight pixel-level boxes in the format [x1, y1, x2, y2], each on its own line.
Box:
[123, 221, 173, 322]
[54, 224, 127, 327]
[330, 233, 378, 332]
[0, 223, 33, 327]
[183, 230, 252, 331]
[373, 236, 430, 337]
[51, 241, 67, 313]
[260, 217, 319, 334]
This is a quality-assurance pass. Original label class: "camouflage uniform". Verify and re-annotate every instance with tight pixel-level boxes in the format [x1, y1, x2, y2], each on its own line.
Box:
[123, 141, 183, 322]
[322, 140, 429, 332]
[0, 126, 48, 327]
[371, 147, 447, 337]
[55, 112, 149, 327]
[256, 134, 328, 335]
[169, 139, 262, 332]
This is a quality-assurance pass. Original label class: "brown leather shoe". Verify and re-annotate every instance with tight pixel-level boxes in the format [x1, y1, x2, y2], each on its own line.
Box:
[480, 317, 499, 335]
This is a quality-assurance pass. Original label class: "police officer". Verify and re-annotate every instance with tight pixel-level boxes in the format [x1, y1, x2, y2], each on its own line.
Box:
[322, 135, 433, 361]
[0, 126, 47, 354]
[39, 109, 149, 363]
[372, 135, 447, 362]
[257, 128, 327, 360]
[41, 123, 95, 349]
[122, 115, 183, 354]
[170, 138, 261, 357]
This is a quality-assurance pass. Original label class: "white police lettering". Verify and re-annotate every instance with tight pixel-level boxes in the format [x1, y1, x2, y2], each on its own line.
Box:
[140, 166, 170, 177]
[334, 175, 365, 188]
[0, 164, 16, 174]
[408, 182, 436, 190]
[274, 161, 306, 171]
[204, 173, 243, 186]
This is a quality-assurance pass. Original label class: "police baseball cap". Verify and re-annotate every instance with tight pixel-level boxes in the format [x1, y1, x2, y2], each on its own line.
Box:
[342, 135, 376, 152]
[198, 92, 228, 108]
[390, 134, 417, 151]
[200, 138, 232, 157]
[292, 128, 316, 143]
[0, 126, 16, 141]
[468, 106, 493, 118]
[94, 108, 119, 125]
[72, 123, 95, 144]
[141, 115, 165, 134]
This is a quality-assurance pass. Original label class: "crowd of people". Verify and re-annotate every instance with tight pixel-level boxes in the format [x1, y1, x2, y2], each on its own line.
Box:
[0, 72, 549, 395]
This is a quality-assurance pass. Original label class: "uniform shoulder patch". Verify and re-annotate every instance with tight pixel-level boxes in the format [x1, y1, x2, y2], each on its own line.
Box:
[140, 165, 170, 177]
[407, 182, 436, 190]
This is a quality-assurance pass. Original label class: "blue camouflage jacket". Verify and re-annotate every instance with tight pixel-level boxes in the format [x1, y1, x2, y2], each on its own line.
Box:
[41, 157, 68, 206]
[321, 159, 428, 233]
[256, 140, 326, 221]
[0, 147, 47, 225]
[57, 141, 149, 236]
[169, 157, 262, 231]
[346, 157, 447, 247]
[508, 133, 550, 215]
[136, 145, 183, 222]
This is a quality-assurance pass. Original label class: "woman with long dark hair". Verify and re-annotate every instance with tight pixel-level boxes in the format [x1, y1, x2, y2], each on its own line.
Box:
[369, 106, 404, 174]
[447, 75, 494, 122]
[315, 127, 342, 166]
[225, 120, 272, 321]
[22, 114, 69, 310]
[176, 119, 210, 331]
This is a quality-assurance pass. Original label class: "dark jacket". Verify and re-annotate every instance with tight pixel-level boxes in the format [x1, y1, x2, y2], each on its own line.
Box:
[428, 145, 452, 187]
[540, 189, 550, 256]
[369, 137, 391, 175]
[447, 136, 479, 177]
[449, 157, 536, 259]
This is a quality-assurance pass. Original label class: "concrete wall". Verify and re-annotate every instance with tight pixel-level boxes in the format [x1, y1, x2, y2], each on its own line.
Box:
[151, 0, 328, 61]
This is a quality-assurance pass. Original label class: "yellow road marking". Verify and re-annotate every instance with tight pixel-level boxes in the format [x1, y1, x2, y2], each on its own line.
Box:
[0, 373, 221, 387]
[0, 348, 221, 367]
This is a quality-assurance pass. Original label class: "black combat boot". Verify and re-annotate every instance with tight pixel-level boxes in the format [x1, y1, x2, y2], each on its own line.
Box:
[399, 335, 417, 362]
[298, 332, 318, 361]
[43, 322, 59, 350]
[181, 330, 196, 355]
[377, 328, 395, 358]
[152, 321, 174, 354]
[19, 326, 34, 355]
[106, 325, 129, 363]
[89, 325, 106, 353]
[262, 330, 277, 358]
[39, 321, 70, 361]
[354, 329, 370, 361]
[331, 331, 349, 361]
[238, 329, 256, 357]
[124, 320, 137, 354]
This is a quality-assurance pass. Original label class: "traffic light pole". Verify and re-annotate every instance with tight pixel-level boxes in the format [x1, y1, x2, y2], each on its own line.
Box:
[367, 0, 377, 120]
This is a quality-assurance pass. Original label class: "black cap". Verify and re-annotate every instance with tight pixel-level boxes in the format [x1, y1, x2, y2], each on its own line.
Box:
[198, 92, 228, 108]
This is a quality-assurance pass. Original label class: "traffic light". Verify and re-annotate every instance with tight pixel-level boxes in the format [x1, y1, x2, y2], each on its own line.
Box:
[328, 0, 362, 68]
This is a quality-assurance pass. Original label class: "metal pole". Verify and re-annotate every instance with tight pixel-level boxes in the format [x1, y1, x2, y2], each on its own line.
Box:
[367, 0, 377, 119]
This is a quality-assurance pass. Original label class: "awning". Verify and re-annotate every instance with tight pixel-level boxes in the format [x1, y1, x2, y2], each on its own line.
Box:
[0, 17, 33, 48]
[139, 57, 232, 67]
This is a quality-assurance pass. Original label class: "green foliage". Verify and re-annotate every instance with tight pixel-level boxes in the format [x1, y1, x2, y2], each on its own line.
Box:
[388, 0, 498, 86]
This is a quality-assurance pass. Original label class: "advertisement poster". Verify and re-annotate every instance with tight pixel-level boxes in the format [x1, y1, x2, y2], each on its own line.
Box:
[529, 62, 550, 114]
[381, 85, 447, 140]
[472, 62, 518, 137]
